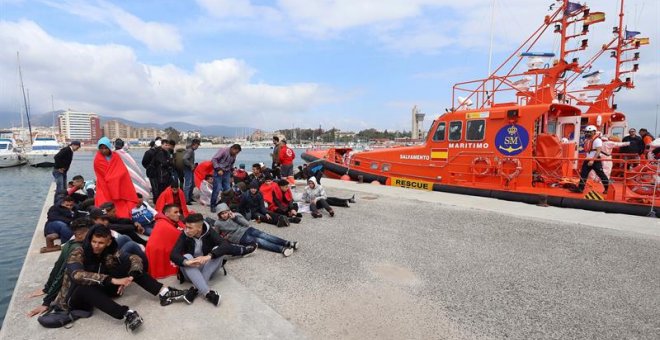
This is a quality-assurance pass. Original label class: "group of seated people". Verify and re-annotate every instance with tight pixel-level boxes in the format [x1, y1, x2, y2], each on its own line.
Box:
[31, 161, 354, 332]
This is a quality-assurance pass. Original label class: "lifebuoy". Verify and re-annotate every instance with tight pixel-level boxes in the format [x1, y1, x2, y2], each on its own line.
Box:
[471, 157, 491, 176]
[498, 157, 522, 182]
[627, 163, 660, 196]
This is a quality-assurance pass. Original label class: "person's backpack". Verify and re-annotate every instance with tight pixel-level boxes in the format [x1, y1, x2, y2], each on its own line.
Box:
[37, 307, 92, 328]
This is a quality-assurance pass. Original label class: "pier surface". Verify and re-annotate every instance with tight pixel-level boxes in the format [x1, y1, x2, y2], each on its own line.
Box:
[1, 180, 659, 339]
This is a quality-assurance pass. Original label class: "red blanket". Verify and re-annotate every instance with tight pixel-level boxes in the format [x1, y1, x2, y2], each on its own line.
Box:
[94, 152, 138, 218]
[155, 186, 190, 217]
[194, 161, 214, 188]
[146, 214, 182, 279]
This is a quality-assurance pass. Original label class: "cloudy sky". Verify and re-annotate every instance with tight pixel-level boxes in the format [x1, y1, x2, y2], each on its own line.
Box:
[0, 0, 657, 132]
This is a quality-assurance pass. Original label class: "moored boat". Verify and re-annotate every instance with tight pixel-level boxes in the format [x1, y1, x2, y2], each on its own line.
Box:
[0, 136, 27, 168]
[302, 0, 656, 217]
[25, 136, 60, 167]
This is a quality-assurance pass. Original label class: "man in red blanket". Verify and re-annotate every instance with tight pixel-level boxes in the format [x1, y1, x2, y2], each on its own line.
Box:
[146, 204, 183, 279]
[155, 182, 190, 218]
[94, 137, 138, 218]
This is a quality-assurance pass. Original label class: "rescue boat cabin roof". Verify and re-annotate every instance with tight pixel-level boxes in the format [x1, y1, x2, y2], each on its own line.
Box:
[434, 103, 581, 123]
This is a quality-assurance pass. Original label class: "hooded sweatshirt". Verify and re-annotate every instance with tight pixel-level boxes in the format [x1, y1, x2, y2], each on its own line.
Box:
[170, 220, 242, 267]
[302, 177, 327, 204]
[213, 203, 251, 243]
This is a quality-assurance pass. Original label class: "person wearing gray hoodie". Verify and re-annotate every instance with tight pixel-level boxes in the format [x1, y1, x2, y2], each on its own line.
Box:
[302, 177, 356, 218]
[213, 203, 298, 257]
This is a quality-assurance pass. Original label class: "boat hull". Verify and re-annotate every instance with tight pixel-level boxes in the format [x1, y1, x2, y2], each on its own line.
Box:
[0, 154, 27, 168]
[302, 151, 659, 217]
[26, 152, 56, 167]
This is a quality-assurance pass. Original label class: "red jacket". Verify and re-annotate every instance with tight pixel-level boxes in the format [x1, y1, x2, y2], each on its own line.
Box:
[271, 184, 293, 212]
[145, 213, 183, 279]
[279, 145, 295, 166]
[260, 182, 275, 210]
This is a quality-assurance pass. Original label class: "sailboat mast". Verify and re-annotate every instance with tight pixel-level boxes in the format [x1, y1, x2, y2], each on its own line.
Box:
[17, 52, 33, 144]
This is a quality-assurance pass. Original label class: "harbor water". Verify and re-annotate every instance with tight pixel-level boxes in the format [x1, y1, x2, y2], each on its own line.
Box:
[0, 147, 306, 327]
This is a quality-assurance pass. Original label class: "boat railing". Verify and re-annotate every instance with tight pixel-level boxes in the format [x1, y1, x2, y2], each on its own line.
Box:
[451, 72, 569, 110]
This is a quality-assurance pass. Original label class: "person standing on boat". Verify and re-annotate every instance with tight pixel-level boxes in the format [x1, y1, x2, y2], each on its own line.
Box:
[622, 128, 643, 169]
[183, 138, 200, 205]
[571, 126, 609, 195]
[52, 140, 81, 204]
[210, 144, 241, 213]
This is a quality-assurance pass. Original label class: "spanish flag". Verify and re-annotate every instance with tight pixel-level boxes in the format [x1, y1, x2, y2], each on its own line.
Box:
[585, 12, 605, 25]
[431, 149, 448, 160]
[634, 37, 650, 46]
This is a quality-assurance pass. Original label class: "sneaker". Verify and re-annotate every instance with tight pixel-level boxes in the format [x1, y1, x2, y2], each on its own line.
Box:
[183, 287, 198, 304]
[311, 212, 323, 218]
[289, 216, 301, 224]
[242, 243, 258, 257]
[283, 248, 294, 257]
[277, 215, 290, 228]
[328, 209, 335, 217]
[206, 290, 221, 306]
[348, 194, 356, 203]
[124, 310, 143, 332]
[295, 212, 303, 218]
[288, 241, 299, 250]
[159, 287, 188, 306]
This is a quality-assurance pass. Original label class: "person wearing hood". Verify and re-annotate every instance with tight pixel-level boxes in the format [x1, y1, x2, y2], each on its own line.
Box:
[214, 203, 297, 257]
[170, 213, 255, 306]
[94, 137, 139, 219]
[146, 204, 184, 279]
[302, 177, 334, 218]
[51, 225, 193, 332]
[239, 180, 290, 227]
[155, 182, 190, 218]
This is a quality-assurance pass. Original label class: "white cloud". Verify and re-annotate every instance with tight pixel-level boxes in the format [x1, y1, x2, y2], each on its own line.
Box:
[42, 0, 183, 52]
[0, 20, 329, 128]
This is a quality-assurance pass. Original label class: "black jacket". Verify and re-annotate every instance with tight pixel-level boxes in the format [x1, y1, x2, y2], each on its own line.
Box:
[53, 146, 74, 171]
[239, 191, 268, 216]
[622, 135, 644, 154]
[46, 205, 77, 224]
[151, 147, 173, 183]
[108, 216, 137, 234]
[170, 223, 243, 267]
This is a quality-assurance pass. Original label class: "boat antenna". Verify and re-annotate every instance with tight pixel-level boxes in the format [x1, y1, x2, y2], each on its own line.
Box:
[17, 52, 33, 144]
[487, 0, 496, 77]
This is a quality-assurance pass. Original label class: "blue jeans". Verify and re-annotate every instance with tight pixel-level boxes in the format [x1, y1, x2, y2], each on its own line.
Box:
[52, 169, 67, 204]
[115, 235, 149, 271]
[239, 227, 289, 253]
[210, 171, 231, 207]
[44, 220, 73, 242]
[184, 168, 194, 202]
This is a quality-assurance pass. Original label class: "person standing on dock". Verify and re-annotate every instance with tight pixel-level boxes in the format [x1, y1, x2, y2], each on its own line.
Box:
[278, 139, 296, 181]
[183, 138, 200, 205]
[271, 136, 283, 179]
[210, 144, 241, 213]
[93, 137, 139, 219]
[52, 140, 81, 204]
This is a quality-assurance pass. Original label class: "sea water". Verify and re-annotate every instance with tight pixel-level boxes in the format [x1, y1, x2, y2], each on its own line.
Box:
[0, 147, 306, 327]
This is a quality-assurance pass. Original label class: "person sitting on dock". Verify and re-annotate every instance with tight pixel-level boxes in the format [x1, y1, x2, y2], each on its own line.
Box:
[270, 179, 302, 223]
[146, 204, 183, 279]
[233, 163, 249, 187]
[195, 174, 213, 206]
[42, 196, 79, 253]
[214, 203, 295, 257]
[170, 213, 253, 306]
[94, 137, 139, 219]
[246, 163, 265, 186]
[131, 193, 158, 236]
[302, 177, 335, 218]
[52, 140, 81, 204]
[90, 207, 149, 271]
[67, 175, 95, 208]
[99, 202, 147, 246]
[27, 217, 93, 317]
[239, 180, 290, 227]
[155, 182, 190, 218]
[49, 225, 193, 332]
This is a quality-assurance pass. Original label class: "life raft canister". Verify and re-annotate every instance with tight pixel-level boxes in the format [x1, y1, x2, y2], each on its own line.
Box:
[498, 157, 522, 182]
[471, 157, 491, 176]
[627, 163, 660, 196]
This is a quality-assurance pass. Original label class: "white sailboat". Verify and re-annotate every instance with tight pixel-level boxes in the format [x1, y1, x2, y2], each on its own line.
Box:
[0, 130, 27, 168]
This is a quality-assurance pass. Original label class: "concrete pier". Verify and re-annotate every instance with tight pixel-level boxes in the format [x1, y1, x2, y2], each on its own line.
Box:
[1, 180, 659, 339]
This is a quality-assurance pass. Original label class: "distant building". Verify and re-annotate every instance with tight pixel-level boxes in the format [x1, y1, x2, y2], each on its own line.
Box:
[102, 119, 162, 141]
[58, 110, 102, 144]
[181, 130, 202, 141]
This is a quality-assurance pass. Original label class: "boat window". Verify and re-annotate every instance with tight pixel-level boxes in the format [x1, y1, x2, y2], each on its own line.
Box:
[610, 126, 624, 140]
[547, 121, 557, 134]
[370, 162, 378, 170]
[561, 123, 575, 140]
[466, 120, 485, 141]
[449, 121, 462, 141]
[353, 160, 361, 166]
[382, 164, 390, 172]
[432, 122, 446, 141]
[0, 143, 8, 150]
